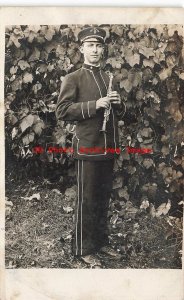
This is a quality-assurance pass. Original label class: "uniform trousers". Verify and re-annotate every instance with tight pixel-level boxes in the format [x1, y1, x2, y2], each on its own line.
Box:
[73, 159, 114, 256]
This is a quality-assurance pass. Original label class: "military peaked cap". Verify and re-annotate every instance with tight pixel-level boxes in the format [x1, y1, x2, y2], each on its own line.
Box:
[78, 27, 106, 43]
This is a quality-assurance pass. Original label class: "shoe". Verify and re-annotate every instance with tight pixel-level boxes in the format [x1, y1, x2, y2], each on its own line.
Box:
[99, 246, 121, 259]
[81, 254, 102, 266]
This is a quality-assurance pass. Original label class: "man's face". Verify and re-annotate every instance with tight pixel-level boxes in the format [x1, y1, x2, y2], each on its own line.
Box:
[80, 38, 104, 65]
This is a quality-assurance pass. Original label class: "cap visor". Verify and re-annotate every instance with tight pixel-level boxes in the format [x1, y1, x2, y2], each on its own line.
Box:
[82, 36, 104, 43]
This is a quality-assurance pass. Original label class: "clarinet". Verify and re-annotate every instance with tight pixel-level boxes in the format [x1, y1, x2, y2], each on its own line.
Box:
[100, 73, 113, 133]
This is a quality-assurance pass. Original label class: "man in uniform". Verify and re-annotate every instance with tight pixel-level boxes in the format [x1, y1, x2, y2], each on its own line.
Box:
[56, 26, 125, 266]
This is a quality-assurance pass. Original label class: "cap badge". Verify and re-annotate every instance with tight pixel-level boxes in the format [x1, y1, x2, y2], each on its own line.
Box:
[90, 28, 100, 34]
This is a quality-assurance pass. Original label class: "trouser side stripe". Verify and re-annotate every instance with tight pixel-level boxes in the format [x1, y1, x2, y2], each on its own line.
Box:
[81, 160, 84, 255]
[76, 160, 80, 255]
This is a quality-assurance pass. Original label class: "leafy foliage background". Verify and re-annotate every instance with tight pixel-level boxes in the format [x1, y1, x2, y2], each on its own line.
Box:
[5, 24, 184, 215]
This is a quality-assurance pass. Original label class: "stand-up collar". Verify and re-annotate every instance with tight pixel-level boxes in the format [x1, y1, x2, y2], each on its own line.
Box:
[82, 63, 101, 72]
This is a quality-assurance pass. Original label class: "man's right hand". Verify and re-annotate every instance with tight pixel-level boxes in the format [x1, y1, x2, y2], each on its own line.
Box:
[96, 91, 121, 110]
[96, 96, 110, 110]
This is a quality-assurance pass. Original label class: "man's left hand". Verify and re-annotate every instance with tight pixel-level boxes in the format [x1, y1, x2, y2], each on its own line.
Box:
[108, 91, 121, 105]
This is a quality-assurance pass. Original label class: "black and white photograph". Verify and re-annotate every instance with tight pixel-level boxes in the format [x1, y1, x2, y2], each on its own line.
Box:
[1, 6, 184, 300]
[5, 22, 183, 270]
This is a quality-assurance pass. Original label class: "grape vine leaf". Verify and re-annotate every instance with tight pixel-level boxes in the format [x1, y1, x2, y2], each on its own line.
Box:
[33, 120, 45, 136]
[18, 60, 30, 70]
[23, 72, 33, 84]
[20, 114, 34, 133]
[22, 132, 35, 145]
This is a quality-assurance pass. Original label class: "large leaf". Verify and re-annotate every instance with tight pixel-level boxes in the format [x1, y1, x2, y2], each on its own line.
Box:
[126, 53, 140, 67]
[47, 63, 55, 72]
[7, 33, 22, 48]
[62, 57, 72, 71]
[156, 200, 171, 217]
[56, 45, 66, 58]
[106, 57, 124, 69]
[140, 199, 149, 210]
[37, 64, 47, 73]
[111, 25, 124, 36]
[45, 27, 55, 41]
[18, 60, 30, 70]
[11, 76, 22, 91]
[32, 83, 42, 94]
[20, 114, 34, 133]
[153, 49, 165, 64]
[28, 47, 40, 62]
[113, 175, 123, 189]
[179, 73, 184, 80]
[118, 187, 129, 201]
[139, 127, 152, 138]
[136, 89, 144, 101]
[142, 68, 153, 82]
[121, 68, 128, 79]
[120, 79, 132, 93]
[14, 48, 26, 60]
[142, 158, 154, 169]
[64, 187, 77, 201]
[28, 25, 41, 33]
[139, 46, 154, 58]
[47, 103, 56, 112]
[32, 120, 45, 136]
[10, 66, 18, 75]
[22, 132, 35, 145]
[23, 72, 33, 84]
[146, 91, 160, 103]
[44, 40, 59, 53]
[6, 112, 18, 125]
[54, 132, 66, 146]
[166, 55, 177, 69]
[172, 110, 182, 123]
[143, 59, 155, 68]
[128, 70, 142, 87]
[71, 25, 83, 41]
[68, 49, 81, 65]
[24, 26, 40, 42]
[158, 68, 172, 81]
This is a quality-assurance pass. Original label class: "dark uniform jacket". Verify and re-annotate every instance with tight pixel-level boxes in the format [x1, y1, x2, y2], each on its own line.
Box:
[56, 63, 125, 161]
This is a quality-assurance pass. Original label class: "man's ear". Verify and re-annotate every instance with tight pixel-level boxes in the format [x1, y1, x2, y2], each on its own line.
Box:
[79, 45, 84, 54]
[101, 47, 104, 58]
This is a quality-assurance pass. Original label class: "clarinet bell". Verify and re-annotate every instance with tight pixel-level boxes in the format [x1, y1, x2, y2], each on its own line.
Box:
[100, 121, 107, 133]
